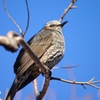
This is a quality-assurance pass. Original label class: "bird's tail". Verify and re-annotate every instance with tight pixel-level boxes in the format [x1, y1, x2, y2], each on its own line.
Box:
[5, 78, 18, 100]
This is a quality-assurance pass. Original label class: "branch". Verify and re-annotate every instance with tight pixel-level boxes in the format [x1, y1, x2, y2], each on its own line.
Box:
[3, 0, 23, 35]
[59, 0, 77, 22]
[33, 79, 39, 98]
[53, 64, 80, 69]
[37, 71, 51, 100]
[33, 71, 51, 100]
[0, 32, 19, 52]
[22, 0, 30, 37]
[51, 77, 100, 90]
[3, 0, 30, 37]
[33, 70, 51, 100]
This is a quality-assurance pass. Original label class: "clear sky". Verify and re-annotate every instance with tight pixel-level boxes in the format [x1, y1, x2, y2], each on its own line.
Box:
[0, 0, 100, 100]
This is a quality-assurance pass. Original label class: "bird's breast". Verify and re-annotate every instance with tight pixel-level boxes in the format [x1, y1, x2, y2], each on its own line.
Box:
[40, 30, 65, 69]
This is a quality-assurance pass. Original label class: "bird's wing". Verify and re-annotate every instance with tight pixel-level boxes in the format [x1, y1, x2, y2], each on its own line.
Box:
[14, 31, 53, 78]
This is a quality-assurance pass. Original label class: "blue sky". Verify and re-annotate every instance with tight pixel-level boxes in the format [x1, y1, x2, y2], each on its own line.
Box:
[0, 0, 100, 100]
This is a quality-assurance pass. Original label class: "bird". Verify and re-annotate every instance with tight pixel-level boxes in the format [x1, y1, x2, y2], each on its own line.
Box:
[5, 20, 67, 100]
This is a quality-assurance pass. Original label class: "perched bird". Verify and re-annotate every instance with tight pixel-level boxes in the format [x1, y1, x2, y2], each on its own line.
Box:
[5, 20, 67, 100]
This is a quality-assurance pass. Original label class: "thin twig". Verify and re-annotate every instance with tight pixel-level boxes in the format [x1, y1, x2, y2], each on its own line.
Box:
[51, 77, 100, 90]
[33, 79, 39, 98]
[22, 0, 30, 37]
[53, 64, 80, 69]
[59, 0, 77, 22]
[3, 0, 23, 35]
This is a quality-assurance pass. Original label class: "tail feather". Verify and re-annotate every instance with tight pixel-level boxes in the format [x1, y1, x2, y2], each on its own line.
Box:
[5, 78, 18, 100]
[5, 70, 40, 100]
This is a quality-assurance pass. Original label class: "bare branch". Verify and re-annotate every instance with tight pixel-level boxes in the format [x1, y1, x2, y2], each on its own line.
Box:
[37, 71, 51, 100]
[3, 0, 23, 35]
[59, 0, 77, 22]
[53, 64, 80, 69]
[0, 32, 19, 52]
[3, 0, 30, 37]
[51, 77, 100, 90]
[33, 79, 39, 98]
[23, 0, 30, 37]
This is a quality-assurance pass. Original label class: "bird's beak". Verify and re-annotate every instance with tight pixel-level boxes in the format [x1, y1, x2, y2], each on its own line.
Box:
[60, 21, 68, 27]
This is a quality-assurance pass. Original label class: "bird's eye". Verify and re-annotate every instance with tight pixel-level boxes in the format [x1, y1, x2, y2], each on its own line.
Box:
[49, 24, 55, 27]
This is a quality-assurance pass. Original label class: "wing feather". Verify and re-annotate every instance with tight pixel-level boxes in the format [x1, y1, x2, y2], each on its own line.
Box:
[14, 31, 53, 78]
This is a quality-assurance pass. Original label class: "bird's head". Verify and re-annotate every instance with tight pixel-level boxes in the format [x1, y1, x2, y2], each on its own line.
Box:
[44, 20, 68, 31]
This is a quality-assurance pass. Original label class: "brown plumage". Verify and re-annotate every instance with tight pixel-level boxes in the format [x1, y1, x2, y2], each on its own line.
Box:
[5, 20, 67, 100]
